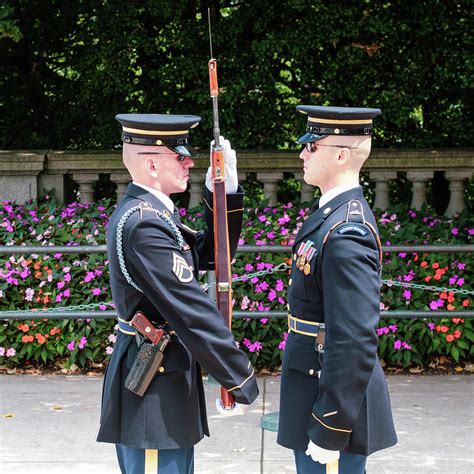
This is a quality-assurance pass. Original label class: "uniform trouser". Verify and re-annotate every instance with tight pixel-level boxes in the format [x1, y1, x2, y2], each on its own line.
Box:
[294, 450, 367, 474]
[116, 444, 194, 474]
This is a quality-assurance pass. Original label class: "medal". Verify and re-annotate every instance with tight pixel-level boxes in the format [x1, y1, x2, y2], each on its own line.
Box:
[304, 263, 311, 275]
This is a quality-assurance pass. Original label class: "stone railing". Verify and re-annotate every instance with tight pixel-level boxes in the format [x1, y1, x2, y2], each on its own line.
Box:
[0, 149, 472, 215]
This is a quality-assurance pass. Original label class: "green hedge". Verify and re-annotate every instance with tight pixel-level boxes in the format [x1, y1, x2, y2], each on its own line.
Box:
[0, 195, 472, 370]
[1, 1, 472, 149]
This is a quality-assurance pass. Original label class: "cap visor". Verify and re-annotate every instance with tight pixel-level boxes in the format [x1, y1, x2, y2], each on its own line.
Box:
[170, 144, 197, 157]
[296, 132, 327, 144]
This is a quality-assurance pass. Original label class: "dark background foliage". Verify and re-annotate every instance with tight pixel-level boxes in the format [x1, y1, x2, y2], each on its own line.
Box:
[1, 1, 472, 150]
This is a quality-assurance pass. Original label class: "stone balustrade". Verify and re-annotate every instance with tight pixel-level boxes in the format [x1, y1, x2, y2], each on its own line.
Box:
[0, 149, 472, 215]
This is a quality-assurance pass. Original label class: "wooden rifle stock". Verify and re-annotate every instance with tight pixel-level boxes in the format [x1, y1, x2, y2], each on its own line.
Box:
[208, 19, 235, 409]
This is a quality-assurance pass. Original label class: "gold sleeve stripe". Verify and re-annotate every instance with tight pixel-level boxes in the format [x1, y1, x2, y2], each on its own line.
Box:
[122, 126, 186, 136]
[144, 449, 158, 473]
[308, 117, 372, 125]
[312, 414, 352, 433]
[227, 369, 255, 393]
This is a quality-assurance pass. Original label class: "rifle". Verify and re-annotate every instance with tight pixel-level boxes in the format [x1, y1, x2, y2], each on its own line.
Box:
[207, 8, 235, 410]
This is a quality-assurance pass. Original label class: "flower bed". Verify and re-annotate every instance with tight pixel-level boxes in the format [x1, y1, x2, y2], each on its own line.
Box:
[0, 195, 472, 371]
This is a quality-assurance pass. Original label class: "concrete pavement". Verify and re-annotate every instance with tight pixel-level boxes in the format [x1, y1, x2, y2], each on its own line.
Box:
[1, 374, 473, 473]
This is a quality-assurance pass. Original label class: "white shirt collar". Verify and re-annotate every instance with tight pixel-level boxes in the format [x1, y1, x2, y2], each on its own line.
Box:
[319, 183, 360, 208]
[132, 182, 175, 213]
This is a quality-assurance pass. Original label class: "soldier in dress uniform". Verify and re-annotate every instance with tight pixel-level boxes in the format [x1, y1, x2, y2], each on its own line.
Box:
[97, 113, 258, 473]
[277, 106, 397, 473]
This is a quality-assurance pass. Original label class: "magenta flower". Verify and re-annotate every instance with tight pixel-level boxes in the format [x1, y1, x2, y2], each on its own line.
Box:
[57, 281, 65, 289]
[238, 238, 245, 246]
[84, 271, 95, 283]
[260, 318, 268, 324]
[268, 289, 277, 302]
[276, 280, 284, 292]
[394, 340, 402, 350]
[402, 342, 411, 350]
[403, 289, 411, 300]
[258, 215, 267, 222]
[78, 337, 87, 349]
[64, 273, 72, 283]
[244, 263, 254, 272]
[428, 322, 435, 331]
[63, 289, 71, 298]
[55, 294, 63, 303]
[451, 227, 459, 236]
[457, 263, 466, 270]
[429, 300, 439, 310]
[67, 341, 75, 351]
[457, 278, 465, 286]
[449, 275, 458, 285]
[91, 288, 102, 296]
[278, 214, 290, 225]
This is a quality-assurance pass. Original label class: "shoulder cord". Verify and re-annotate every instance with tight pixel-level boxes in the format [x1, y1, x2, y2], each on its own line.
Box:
[116, 204, 186, 292]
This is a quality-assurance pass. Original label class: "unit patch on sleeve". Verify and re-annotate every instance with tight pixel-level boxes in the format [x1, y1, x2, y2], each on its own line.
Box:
[172, 252, 194, 283]
[337, 225, 368, 236]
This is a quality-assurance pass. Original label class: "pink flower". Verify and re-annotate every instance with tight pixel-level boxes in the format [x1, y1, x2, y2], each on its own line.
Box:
[106, 346, 114, 355]
[240, 296, 250, 310]
[260, 318, 268, 324]
[403, 289, 411, 300]
[63, 289, 71, 298]
[0, 347, 5, 357]
[244, 263, 254, 272]
[451, 227, 459, 236]
[457, 263, 466, 270]
[276, 280, 284, 292]
[24, 288, 34, 302]
[78, 336, 87, 349]
[394, 340, 402, 350]
[428, 322, 435, 331]
[402, 342, 411, 350]
[258, 215, 267, 222]
[6, 347, 16, 357]
[57, 281, 65, 289]
[457, 278, 465, 286]
[64, 273, 72, 283]
[268, 290, 277, 302]
[84, 271, 95, 283]
[91, 288, 101, 296]
[67, 341, 75, 351]
[429, 300, 439, 310]
[108, 334, 117, 343]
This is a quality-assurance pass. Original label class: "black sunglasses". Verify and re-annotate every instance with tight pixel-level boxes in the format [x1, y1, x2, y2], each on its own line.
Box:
[304, 142, 358, 153]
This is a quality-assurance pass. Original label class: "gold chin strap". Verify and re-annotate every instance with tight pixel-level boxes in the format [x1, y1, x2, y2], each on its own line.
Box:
[326, 460, 339, 474]
[144, 449, 158, 473]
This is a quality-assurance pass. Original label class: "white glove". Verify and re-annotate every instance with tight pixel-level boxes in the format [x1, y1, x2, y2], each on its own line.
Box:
[206, 135, 238, 193]
[215, 397, 247, 417]
[305, 440, 340, 464]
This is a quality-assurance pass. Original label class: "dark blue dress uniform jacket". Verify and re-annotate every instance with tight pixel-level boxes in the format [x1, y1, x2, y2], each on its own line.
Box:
[97, 183, 259, 449]
[277, 187, 397, 456]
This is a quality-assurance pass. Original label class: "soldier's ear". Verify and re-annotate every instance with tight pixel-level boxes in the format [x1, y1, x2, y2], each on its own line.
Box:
[145, 157, 159, 177]
[336, 147, 351, 166]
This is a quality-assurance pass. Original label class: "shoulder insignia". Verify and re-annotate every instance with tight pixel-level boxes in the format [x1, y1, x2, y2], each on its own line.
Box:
[172, 252, 194, 283]
[337, 224, 368, 236]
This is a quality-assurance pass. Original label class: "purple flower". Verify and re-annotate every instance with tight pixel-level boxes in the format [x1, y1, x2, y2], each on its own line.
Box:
[457, 263, 466, 270]
[402, 342, 411, 350]
[278, 214, 290, 225]
[457, 278, 465, 286]
[428, 322, 435, 331]
[255, 240, 266, 246]
[398, 252, 407, 258]
[64, 273, 72, 283]
[78, 336, 87, 349]
[449, 275, 458, 285]
[256, 263, 266, 271]
[429, 300, 439, 310]
[91, 288, 102, 296]
[394, 340, 402, 350]
[389, 324, 398, 332]
[260, 318, 268, 324]
[6, 347, 16, 357]
[268, 289, 277, 301]
[57, 281, 65, 289]
[276, 280, 284, 292]
[63, 289, 71, 298]
[266, 231, 276, 240]
[258, 215, 267, 222]
[238, 238, 245, 246]
[244, 263, 254, 272]
[84, 271, 95, 283]
[451, 227, 459, 236]
[67, 341, 75, 351]
[403, 290, 411, 300]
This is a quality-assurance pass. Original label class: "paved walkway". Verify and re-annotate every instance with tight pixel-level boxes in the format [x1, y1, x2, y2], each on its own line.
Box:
[1, 374, 473, 473]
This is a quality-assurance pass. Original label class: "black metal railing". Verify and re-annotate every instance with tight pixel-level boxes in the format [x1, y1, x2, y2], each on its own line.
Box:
[1, 244, 473, 320]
